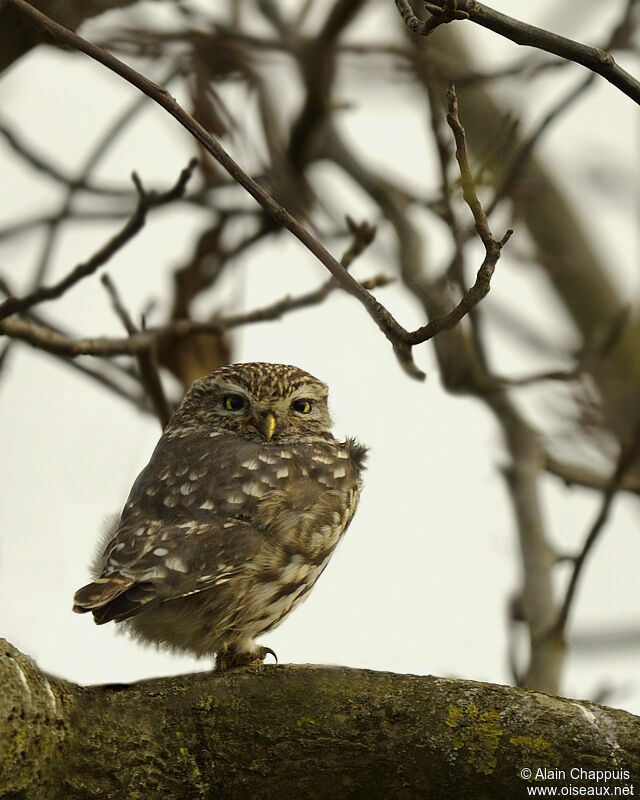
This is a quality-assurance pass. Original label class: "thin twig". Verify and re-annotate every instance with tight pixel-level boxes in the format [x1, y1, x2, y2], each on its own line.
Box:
[424, 75, 490, 371]
[482, 0, 638, 221]
[394, 0, 468, 35]
[0, 122, 141, 197]
[547, 419, 640, 639]
[102, 274, 173, 428]
[0, 160, 197, 321]
[397, 0, 640, 105]
[497, 367, 581, 387]
[484, 73, 595, 220]
[28, 64, 182, 292]
[0, 273, 393, 358]
[6, 0, 504, 381]
[407, 86, 512, 346]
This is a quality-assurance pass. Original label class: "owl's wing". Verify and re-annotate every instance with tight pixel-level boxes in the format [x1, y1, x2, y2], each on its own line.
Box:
[73, 515, 264, 624]
[74, 431, 366, 625]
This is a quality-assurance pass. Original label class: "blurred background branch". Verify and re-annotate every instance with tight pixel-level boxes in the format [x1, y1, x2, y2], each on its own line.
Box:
[1, 0, 639, 707]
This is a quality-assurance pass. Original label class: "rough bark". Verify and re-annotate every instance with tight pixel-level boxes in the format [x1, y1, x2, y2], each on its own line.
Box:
[1, 639, 638, 799]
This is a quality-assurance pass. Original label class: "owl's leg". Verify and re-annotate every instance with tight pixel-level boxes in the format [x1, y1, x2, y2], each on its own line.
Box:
[215, 641, 278, 672]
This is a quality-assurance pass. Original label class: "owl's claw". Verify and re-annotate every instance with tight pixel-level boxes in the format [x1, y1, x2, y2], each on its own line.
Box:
[262, 645, 278, 664]
[215, 644, 278, 672]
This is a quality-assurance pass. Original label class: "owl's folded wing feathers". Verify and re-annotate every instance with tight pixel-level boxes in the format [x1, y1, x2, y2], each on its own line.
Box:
[73, 516, 264, 624]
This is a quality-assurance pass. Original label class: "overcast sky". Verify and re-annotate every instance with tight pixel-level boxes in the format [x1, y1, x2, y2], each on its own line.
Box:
[1, 0, 639, 715]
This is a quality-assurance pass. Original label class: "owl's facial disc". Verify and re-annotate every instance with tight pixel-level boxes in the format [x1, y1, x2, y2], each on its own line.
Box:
[190, 369, 333, 443]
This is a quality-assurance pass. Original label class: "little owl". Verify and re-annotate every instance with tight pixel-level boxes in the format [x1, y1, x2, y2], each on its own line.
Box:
[73, 362, 367, 670]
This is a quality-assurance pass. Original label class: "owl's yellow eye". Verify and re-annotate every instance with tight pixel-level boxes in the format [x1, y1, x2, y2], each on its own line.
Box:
[223, 394, 246, 411]
[291, 398, 312, 414]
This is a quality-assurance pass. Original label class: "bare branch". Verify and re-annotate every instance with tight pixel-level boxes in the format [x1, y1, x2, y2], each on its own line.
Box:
[547, 418, 640, 640]
[397, 0, 640, 105]
[0, 273, 392, 359]
[0, 160, 197, 321]
[0, 121, 141, 197]
[407, 86, 512, 346]
[395, 0, 468, 35]
[101, 274, 173, 428]
[544, 453, 640, 497]
[497, 368, 581, 387]
[5, 0, 504, 381]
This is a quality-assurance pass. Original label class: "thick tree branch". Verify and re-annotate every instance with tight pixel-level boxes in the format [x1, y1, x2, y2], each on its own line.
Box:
[319, 122, 561, 694]
[1, 639, 639, 799]
[544, 453, 640, 497]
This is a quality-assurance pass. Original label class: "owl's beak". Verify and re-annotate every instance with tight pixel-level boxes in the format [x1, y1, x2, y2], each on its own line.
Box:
[262, 412, 276, 442]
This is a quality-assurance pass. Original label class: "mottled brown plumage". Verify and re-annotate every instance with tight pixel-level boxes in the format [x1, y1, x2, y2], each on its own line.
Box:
[73, 363, 366, 669]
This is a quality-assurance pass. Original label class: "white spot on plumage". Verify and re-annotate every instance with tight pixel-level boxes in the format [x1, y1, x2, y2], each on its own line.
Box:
[140, 566, 167, 581]
[189, 471, 198, 481]
[163, 495, 178, 507]
[180, 482, 194, 495]
[226, 493, 245, 504]
[241, 459, 260, 470]
[258, 453, 278, 464]
[154, 547, 168, 556]
[200, 500, 214, 510]
[276, 466, 289, 479]
[243, 482, 266, 497]
[279, 450, 292, 459]
[166, 556, 188, 573]
[333, 466, 346, 478]
[312, 454, 334, 464]
[134, 527, 146, 537]
[280, 557, 311, 583]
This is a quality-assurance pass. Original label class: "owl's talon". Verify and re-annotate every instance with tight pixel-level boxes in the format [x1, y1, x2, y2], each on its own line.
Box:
[262, 645, 278, 664]
[215, 644, 277, 672]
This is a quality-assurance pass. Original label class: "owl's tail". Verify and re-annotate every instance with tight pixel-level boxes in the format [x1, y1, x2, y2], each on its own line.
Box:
[73, 576, 133, 619]
[73, 575, 159, 625]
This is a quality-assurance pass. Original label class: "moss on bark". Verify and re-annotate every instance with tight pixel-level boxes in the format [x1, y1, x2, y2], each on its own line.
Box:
[1, 640, 638, 799]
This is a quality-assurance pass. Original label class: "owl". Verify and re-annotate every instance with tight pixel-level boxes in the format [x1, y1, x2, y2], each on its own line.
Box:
[73, 362, 367, 670]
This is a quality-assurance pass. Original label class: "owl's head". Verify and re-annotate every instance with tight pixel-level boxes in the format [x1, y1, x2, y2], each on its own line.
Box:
[169, 362, 333, 443]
